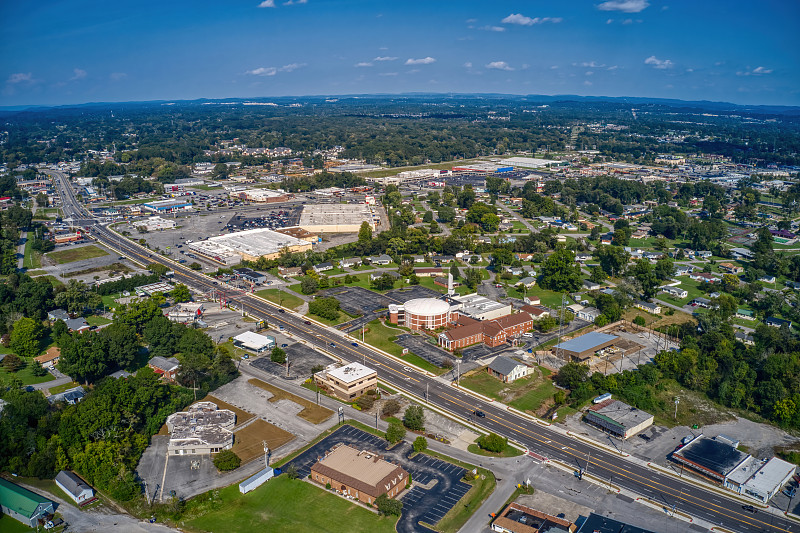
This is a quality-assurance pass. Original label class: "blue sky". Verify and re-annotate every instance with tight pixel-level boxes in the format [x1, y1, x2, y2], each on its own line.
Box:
[2, 0, 798, 107]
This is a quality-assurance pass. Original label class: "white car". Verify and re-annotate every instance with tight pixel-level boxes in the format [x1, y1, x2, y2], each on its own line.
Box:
[522, 333, 533, 338]
[402, 366, 412, 372]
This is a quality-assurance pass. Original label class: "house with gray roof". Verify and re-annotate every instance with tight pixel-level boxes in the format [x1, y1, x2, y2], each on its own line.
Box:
[55, 470, 95, 505]
[487, 356, 532, 383]
[64, 317, 91, 332]
[48, 386, 85, 405]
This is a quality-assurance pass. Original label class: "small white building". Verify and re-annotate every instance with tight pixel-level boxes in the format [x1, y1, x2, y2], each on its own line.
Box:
[55, 471, 95, 505]
[487, 356, 532, 383]
[239, 467, 274, 494]
[233, 331, 276, 353]
[725, 457, 797, 503]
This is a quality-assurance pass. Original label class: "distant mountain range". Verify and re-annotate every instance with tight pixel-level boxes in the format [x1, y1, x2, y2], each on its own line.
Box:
[1, 93, 799, 116]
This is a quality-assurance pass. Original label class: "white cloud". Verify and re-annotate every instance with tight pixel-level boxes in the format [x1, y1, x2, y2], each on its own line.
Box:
[597, 0, 649, 13]
[283, 0, 307, 4]
[247, 67, 277, 76]
[644, 55, 673, 69]
[7, 72, 33, 84]
[622, 18, 634, 24]
[581, 61, 605, 68]
[584, 80, 593, 86]
[110, 72, 127, 81]
[585, 71, 594, 76]
[501, 13, 562, 26]
[258, 0, 275, 7]
[70, 68, 87, 80]
[480, 25, 506, 32]
[737, 66, 773, 76]
[373, 56, 397, 62]
[607, 65, 619, 70]
[606, 18, 614, 24]
[405, 57, 436, 65]
[465, 18, 477, 23]
[464, 62, 473, 68]
[379, 72, 398, 76]
[486, 61, 514, 71]
[355, 62, 373, 68]
[279, 63, 305, 72]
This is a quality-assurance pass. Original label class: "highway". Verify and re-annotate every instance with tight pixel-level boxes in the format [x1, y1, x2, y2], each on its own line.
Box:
[48, 169, 799, 533]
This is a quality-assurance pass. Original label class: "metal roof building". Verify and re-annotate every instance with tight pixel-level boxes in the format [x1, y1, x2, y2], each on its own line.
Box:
[239, 467, 274, 494]
[0, 478, 55, 527]
[672, 435, 750, 482]
[554, 331, 619, 361]
[584, 399, 654, 439]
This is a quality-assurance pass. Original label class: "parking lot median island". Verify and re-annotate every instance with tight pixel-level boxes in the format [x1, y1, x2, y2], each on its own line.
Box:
[247, 378, 333, 424]
[253, 288, 304, 310]
[45, 244, 109, 264]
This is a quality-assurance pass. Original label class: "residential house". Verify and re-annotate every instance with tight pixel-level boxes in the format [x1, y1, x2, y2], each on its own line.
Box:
[766, 317, 792, 329]
[370, 271, 400, 281]
[521, 304, 549, 319]
[487, 356, 533, 383]
[64, 317, 91, 333]
[313, 262, 334, 273]
[661, 286, 688, 299]
[515, 253, 535, 262]
[731, 248, 754, 260]
[577, 307, 602, 322]
[759, 275, 777, 284]
[368, 254, 393, 266]
[635, 300, 662, 315]
[735, 309, 755, 320]
[148, 356, 180, 381]
[675, 265, 693, 276]
[517, 276, 537, 289]
[431, 255, 455, 264]
[278, 266, 303, 277]
[575, 253, 592, 263]
[786, 281, 800, 290]
[583, 280, 601, 291]
[48, 386, 85, 405]
[340, 257, 362, 268]
[55, 471, 95, 506]
[719, 263, 744, 274]
[735, 331, 755, 346]
[505, 266, 524, 277]
[692, 297, 712, 308]
[414, 267, 444, 278]
[690, 272, 717, 284]
[696, 251, 712, 259]
[47, 309, 70, 322]
[33, 347, 60, 370]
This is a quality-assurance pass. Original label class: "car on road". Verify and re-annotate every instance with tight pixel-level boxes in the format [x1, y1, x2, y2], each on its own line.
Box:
[522, 333, 533, 337]
[474, 410, 486, 418]
[742, 505, 757, 513]
[281, 343, 288, 348]
[278, 309, 285, 313]
[403, 366, 412, 372]
[304, 320, 311, 324]
[329, 342, 336, 348]
[351, 342, 358, 347]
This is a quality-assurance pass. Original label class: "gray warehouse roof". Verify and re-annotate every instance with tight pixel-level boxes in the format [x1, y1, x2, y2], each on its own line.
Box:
[555, 331, 618, 354]
[489, 355, 523, 376]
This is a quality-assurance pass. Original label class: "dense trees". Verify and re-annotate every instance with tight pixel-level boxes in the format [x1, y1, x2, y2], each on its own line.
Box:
[403, 405, 425, 431]
[308, 297, 341, 321]
[540, 249, 582, 292]
[9, 317, 44, 358]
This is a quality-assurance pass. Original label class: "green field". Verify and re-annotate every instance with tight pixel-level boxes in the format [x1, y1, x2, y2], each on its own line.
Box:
[362, 319, 407, 356]
[305, 310, 352, 326]
[0, 363, 56, 386]
[255, 288, 304, 310]
[0, 514, 34, 533]
[183, 475, 397, 533]
[23, 236, 41, 269]
[459, 367, 557, 416]
[86, 315, 113, 326]
[48, 381, 81, 394]
[504, 285, 564, 308]
[46, 245, 109, 264]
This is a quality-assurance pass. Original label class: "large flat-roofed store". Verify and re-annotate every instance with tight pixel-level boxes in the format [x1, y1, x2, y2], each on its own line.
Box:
[554, 331, 619, 361]
[187, 227, 312, 265]
[298, 204, 379, 233]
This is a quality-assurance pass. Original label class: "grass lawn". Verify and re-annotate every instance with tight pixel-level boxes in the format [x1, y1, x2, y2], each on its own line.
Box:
[655, 278, 706, 307]
[362, 320, 406, 357]
[86, 315, 113, 326]
[459, 367, 557, 416]
[183, 476, 398, 533]
[255, 288, 304, 310]
[46, 245, 109, 264]
[247, 378, 334, 424]
[37, 275, 65, 288]
[0, 514, 40, 533]
[506, 285, 564, 308]
[0, 364, 56, 385]
[25, 269, 47, 276]
[23, 237, 41, 269]
[48, 381, 81, 394]
[305, 310, 352, 326]
[399, 351, 445, 375]
[467, 442, 524, 458]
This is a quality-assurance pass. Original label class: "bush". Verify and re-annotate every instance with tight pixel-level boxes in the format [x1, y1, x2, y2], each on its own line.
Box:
[356, 395, 375, 410]
[212, 450, 241, 471]
[31, 362, 48, 377]
[382, 399, 401, 417]
[271, 347, 286, 364]
[375, 493, 403, 516]
[2, 353, 24, 372]
[633, 315, 646, 326]
[413, 436, 428, 453]
[385, 421, 406, 444]
[308, 297, 341, 321]
[403, 405, 425, 431]
[285, 463, 299, 480]
[477, 432, 507, 453]
[326, 482, 331, 489]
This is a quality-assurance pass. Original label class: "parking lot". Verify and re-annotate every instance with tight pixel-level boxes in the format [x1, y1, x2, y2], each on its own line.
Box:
[394, 333, 452, 367]
[250, 342, 335, 380]
[224, 206, 301, 231]
[320, 286, 388, 317]
[385, 285, 442, 303]
[284, 424, 471, 533]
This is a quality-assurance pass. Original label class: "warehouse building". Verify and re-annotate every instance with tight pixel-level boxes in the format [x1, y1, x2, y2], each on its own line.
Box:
[166, 401, 236, 455]
[553, 331, 619, 361]
[233, 267, 267, 284]
[142, 199, 193, 213]
[584, 398, 654, 439]
[298, 203, 379, 233]
[310, 443, 408, 504]
[314, 362, 377, 401]
[725, 456, 796, 503]
[0, 478, 55, 527]
[389, 298, 452, 330]
[229, 189, 289, 203]
[501, 156, 564, 169]
[188, 227, 312, 265]
[449, 293, 512, 321]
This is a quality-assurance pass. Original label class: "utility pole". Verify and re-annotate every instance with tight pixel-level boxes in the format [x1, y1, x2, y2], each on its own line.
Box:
[456, 359, 461, 385]
[674, 397, 679, 420]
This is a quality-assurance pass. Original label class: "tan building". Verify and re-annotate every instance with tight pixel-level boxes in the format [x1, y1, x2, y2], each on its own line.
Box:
[314, 362, 377, 400]
[310, 444, 408, 504]
[584, 398, 654, 439]
[491, 502, 576, 533]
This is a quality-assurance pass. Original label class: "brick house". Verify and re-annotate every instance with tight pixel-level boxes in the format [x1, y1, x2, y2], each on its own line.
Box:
[310, 444, 408, 504]
[438, 312, 535, 351]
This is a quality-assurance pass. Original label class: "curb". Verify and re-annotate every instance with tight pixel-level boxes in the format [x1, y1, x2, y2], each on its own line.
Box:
[646, 462, 769, 508]
[548, 459, 620, 493]
[567, 431, 630, 457]
[635, 497, 694, 523]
